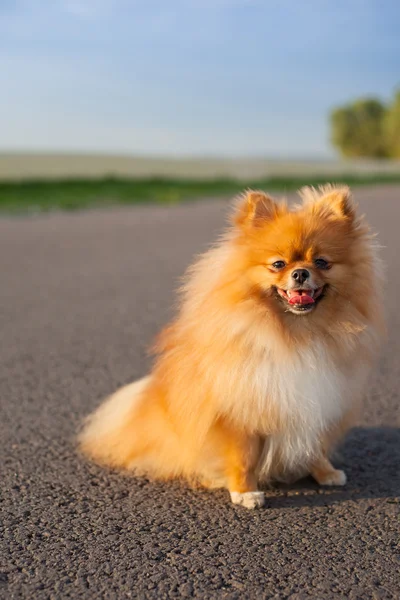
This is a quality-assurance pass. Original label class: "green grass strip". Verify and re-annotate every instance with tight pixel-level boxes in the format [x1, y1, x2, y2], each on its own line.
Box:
[1, 173, 400, 214]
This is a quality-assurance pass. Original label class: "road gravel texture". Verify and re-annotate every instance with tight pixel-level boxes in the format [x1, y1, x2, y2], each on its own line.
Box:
[1, 186, 400, 599]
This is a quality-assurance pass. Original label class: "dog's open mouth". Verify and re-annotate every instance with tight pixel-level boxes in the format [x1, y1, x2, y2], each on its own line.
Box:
[275, 286, 325, 313]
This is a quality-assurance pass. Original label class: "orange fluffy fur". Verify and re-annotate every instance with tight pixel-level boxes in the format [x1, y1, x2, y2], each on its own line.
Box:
[79, 185, 384, 508]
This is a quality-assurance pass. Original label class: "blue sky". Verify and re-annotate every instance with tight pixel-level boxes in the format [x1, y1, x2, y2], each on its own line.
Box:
[1, 0, 399, 157]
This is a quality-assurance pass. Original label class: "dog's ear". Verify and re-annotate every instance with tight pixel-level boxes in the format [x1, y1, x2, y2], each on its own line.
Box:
[319, 186, 356, 221]
[235, 190, 282, 228]
[301, 185, 356, 222]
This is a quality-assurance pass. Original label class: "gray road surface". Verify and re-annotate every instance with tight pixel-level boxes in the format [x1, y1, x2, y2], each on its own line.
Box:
[1, 187, 400, 599]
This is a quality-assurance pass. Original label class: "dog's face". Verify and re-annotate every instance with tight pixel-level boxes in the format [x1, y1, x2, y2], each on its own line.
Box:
[235, 186, 370, 318]
[259, 220, 335, 316]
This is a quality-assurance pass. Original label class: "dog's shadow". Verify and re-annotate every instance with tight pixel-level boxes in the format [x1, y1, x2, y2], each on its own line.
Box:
[260, 427, 400, 509]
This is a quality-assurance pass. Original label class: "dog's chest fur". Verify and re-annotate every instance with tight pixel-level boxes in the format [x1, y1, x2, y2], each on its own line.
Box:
[251, 341, 367, 479]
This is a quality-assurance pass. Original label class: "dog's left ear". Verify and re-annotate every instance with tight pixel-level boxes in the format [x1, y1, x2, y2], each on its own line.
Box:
[301, 185, 356, 223]
[319, 186, 356, 221]
[235, 190, 282, 228]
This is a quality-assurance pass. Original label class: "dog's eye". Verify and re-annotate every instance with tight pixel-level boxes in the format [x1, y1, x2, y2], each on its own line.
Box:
[271, 260, 286, 270]
[314, 258, 330, 270]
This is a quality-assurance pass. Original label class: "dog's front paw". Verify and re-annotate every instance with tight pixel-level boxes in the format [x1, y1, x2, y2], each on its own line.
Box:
[316, 469, 347, 486]
[230, 490, 265, 509]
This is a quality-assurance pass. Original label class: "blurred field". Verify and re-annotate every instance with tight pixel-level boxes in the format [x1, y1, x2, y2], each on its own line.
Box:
[1, 153, 400, 214]
[2, 152, 400, 181]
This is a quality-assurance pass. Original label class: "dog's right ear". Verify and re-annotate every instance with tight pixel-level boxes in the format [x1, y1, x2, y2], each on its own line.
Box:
[234, 190, 282, 228]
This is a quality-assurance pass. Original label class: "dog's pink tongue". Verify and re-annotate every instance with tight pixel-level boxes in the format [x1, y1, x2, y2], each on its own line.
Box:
[288, 293, 315, 305]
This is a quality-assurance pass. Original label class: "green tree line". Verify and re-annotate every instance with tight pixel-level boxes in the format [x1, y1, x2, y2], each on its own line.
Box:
[330, 90, 400, 158]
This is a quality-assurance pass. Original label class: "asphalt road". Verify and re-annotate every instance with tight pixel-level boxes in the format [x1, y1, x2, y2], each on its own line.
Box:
[1, 186, 400, 600]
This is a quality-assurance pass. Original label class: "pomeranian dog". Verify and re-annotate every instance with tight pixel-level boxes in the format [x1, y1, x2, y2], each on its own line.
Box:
[79, 185, 384, 508]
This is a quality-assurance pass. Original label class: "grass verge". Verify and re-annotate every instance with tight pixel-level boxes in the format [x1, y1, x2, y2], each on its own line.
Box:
[1, 173, 400, 214]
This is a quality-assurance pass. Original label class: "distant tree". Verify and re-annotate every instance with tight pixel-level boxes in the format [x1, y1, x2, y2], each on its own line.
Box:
[330, 99, 388, 158]
[384, 90, 400, 158]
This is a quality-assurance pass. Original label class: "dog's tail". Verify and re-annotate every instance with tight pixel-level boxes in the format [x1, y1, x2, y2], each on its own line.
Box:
[78, 376, 151, 469]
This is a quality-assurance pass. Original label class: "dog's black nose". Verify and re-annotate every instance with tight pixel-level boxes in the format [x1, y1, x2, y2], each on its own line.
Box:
[291, 269, 310, 284]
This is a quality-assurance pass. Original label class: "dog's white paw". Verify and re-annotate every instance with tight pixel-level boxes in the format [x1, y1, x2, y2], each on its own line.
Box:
[230, 491, 265, 509]
[317, 469, 347, 486]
